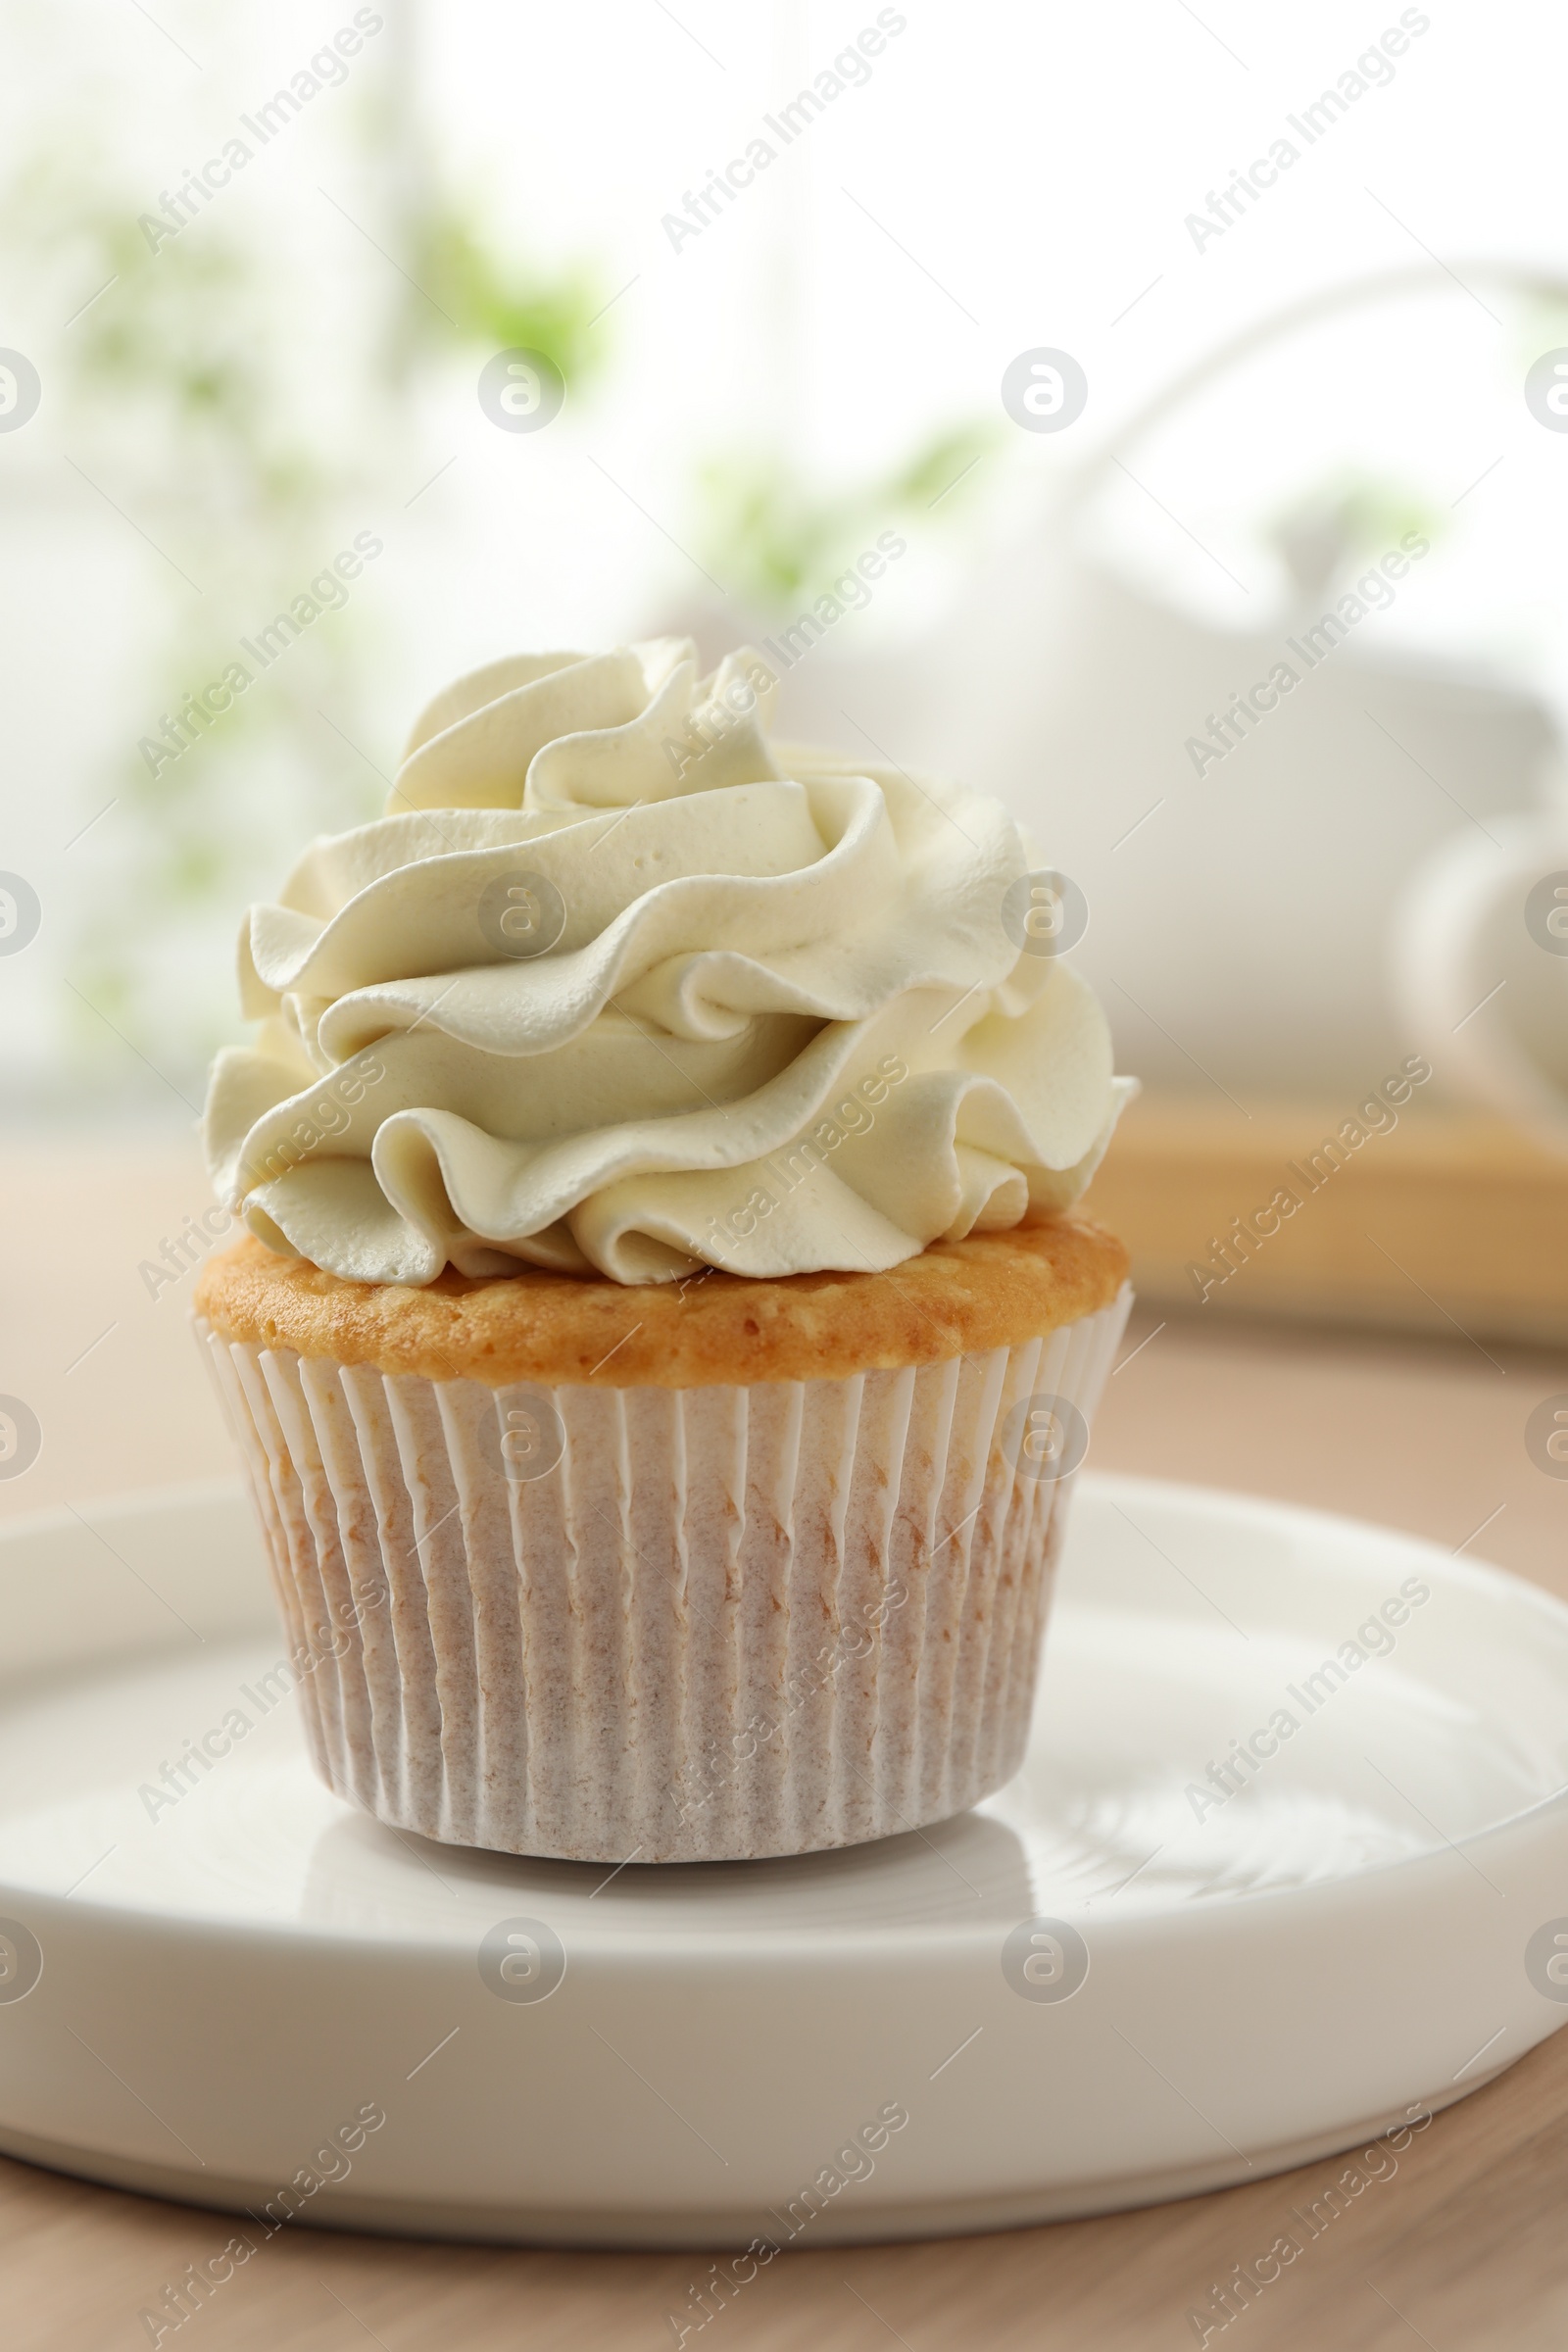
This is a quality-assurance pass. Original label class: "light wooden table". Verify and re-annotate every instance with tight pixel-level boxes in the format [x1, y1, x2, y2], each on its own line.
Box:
[4, 1135, 1568, 2350]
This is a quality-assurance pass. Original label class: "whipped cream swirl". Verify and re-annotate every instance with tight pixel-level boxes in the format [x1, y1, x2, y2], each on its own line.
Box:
[203, 640, 1131, 1286]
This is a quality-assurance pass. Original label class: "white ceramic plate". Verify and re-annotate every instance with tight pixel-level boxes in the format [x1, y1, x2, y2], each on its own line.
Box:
[1, 1472, 1565, 2247]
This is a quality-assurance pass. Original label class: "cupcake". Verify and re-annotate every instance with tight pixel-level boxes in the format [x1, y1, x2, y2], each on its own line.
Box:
[194, 640, 1132, 1862]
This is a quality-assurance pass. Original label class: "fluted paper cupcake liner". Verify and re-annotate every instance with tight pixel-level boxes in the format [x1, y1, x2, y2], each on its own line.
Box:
[196, 1287, 1130, 1863]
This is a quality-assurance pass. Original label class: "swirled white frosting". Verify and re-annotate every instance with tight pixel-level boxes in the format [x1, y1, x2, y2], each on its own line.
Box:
[203, 640, 1131, 1286]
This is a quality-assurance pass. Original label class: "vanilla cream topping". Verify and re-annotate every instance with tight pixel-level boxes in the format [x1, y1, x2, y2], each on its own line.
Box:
[203, 640, 1130, 1285]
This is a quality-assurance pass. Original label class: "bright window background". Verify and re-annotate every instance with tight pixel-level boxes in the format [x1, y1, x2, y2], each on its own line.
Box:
[3, 0, 1567, 1116]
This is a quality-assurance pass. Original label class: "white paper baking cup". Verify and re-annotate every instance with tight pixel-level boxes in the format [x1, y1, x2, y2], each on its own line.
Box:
[195, 1286, 1130, 1863]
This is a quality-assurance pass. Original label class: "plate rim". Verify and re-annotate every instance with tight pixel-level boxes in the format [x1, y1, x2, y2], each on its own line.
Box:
[3, 1473, 1566, 1951]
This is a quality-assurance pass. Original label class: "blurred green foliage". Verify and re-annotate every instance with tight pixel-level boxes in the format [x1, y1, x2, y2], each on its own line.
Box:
[1268, 471, 1444, 605]
[4, 9, 994, 1098]
[411, 207, 609, 383]
[0, 28, 610, 1088]
[695, 420, 999, 613]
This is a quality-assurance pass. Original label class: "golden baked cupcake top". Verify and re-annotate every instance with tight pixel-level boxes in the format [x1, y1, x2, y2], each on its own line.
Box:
[195, 1214, 1128, 1390]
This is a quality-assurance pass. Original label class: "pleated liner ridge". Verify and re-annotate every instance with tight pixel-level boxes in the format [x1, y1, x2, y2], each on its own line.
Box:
[196, 1287, 1130, 1863]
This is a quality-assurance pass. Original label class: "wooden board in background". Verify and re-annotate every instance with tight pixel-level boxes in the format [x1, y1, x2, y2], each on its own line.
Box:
[1088, 1094, 1568, 1346]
